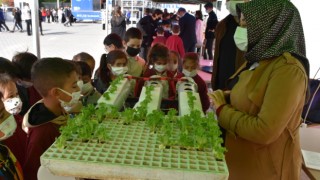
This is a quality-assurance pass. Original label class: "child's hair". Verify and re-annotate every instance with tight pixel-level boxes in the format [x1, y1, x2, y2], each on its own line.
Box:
[172, 25, 180, 34]
[183, 52, 199, 65]
[0, 57, 18, 78]
[12, 52, 38, 81]
[98, 50, 127, 84]
[72, 52, 95, 63]
[103, 33, 123, 49]
[76, 61, 92, 78]
[124, 27, 142, 42]
[147, 43, 169, 66]
[157, 27, 164, 35]
[31, 58, 77, 97]
[0, 73, 14, 99]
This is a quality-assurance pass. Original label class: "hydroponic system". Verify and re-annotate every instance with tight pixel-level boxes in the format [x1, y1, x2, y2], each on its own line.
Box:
[41, 76, 228, 179]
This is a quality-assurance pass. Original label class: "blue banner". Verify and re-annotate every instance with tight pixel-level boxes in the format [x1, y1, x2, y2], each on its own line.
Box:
[72, 0, 93, 11]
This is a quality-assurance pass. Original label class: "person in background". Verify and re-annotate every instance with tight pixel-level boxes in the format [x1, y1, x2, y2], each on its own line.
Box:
[135, 43, 175, 99]
[166, 25, 185, 59]
[177, 7, 196, 53]
[137, 8, 163, 60]
[211, 0, 245, 91]
[195, 10, 204, 55]
[203, 2, 218, 60]
[95, 50, 128, 94]
[167, 50, 181, 78]
[41, 8, 46, 22]
[0, 75, 24, 180]
[11, 7, 23, 33]
[72, 52, 96, 74]
[0, 8, 10, 32]
[23, 58, 81, 180]
[46, 8, 50, 23]
[94, 33, 124, 93]
[75, 61, 101, 106]
[111, 6, 126, 39]
[209, 0, 309, 179]
[123, 27, 146, 77]
[22, 4, 32, 36]
[176, 52, 210, 112]
[161, 20, 172, 38]
[151, 27, 167, 47]
[63, 7, 72, 27]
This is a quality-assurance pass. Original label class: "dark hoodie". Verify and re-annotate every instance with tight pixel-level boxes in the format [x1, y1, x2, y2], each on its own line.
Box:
[22, 100, 65, 180]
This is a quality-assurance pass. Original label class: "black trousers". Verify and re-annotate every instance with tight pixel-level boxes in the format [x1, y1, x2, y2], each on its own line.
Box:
[25, 19, 32, 35]
[0, 20, 10, 31]
[204, 38, 214, 60]
[12, 20, 23, 31]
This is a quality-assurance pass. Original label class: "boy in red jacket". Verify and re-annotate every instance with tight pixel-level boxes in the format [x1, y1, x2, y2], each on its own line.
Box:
[151, 27, 167, 47]
[23, 58, 81, 180]
[165, 25, 185, 59]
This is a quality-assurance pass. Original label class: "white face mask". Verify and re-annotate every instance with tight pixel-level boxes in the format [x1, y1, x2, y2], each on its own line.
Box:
[111, 66, 128, 76]
[3, 97, 23, 115]
[183, 69, 197, 77]
[81, 82, 94, 95]
[234, 26, 248, 51]
[58, 88, 81, 112]
[167, 64, 178, 72]
[226, 1, 244, 16]
[77, 80, 84, 90]
[154, 64, 167, 73]
[0, 115, 17, 141]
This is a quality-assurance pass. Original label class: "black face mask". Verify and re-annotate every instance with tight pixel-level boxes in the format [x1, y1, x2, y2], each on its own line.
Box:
[126, 46, 141, 57]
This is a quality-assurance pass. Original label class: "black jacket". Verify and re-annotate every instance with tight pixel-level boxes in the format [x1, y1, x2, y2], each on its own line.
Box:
[205, 10, 218, 39]
[179, 12, 197, 49]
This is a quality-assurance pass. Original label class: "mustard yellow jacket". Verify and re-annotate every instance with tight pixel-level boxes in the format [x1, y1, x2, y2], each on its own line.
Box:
[219, 53, 308, 180]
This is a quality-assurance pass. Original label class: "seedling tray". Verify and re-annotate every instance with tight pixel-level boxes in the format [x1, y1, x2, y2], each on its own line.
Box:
[41, 120, 228, 180]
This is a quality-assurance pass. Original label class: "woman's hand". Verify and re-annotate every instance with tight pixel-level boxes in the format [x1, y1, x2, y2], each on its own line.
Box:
[208, 90, 228, 110]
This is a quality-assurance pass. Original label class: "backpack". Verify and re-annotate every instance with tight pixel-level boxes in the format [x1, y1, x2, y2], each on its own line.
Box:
[0, 144, 23, 180]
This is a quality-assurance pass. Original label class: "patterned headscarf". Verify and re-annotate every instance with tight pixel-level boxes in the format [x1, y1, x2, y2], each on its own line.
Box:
[237, 0, 309, 75]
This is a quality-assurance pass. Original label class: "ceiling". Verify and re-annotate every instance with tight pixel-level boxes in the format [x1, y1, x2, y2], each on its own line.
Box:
[152, 0, 217, 4]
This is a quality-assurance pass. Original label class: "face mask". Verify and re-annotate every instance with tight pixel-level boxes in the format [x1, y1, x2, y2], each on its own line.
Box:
[0, 115, 17, 141]
[58, 88, 81, 112]
[3, 97, 23, 115]
[111, 66, 128, 76]
[81, 82, 94, 95]
[17, 80, 33, 88]
[234, 26, 248, 51]
[126, 46, 141, 57]
[154, 64, 167, 73]
[167, 64, 178, 71]
[77, 80, 84, 90]
[226, 1, 244, 16]
[183, 69, 197, 77]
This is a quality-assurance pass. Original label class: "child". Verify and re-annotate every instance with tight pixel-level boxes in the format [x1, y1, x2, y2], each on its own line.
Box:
[135, 43, 175, 99]
[103, 33, 124, 53]
[23, 58, 81, 180]
[167, 50, 182, 78]
[0, 57, 28, 167]
[123, 27, 146, 77]
[72, 52, 96, 74]
[161, 20, 172, 38]
[75, 61, 101, 106]
[165, 25, 185, 59]
[93, 33, 124, 91]
[94, 50, 129, 94]
[176, 52, 210, 112]
[0, 100, 24, 180]
[151, 27, 167, 47]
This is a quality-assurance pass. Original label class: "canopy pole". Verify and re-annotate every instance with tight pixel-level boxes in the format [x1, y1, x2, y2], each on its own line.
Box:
[31, 0, 41, 58]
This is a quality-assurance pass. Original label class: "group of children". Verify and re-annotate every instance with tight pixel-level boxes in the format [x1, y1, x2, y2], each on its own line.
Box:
[0, 26, 209, 180]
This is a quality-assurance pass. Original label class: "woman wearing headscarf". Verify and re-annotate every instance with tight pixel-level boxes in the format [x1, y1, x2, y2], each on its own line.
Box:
[111, 6, 126, 39]
[209, 0, 309, 179]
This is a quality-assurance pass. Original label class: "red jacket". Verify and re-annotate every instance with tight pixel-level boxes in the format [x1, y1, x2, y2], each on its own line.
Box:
[23, 102, 63, 180]
[166, 35, 185, 59]
[176, 74, 210, 112]
[151, 36, 167, 47]
[135, 68, 176, 99]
